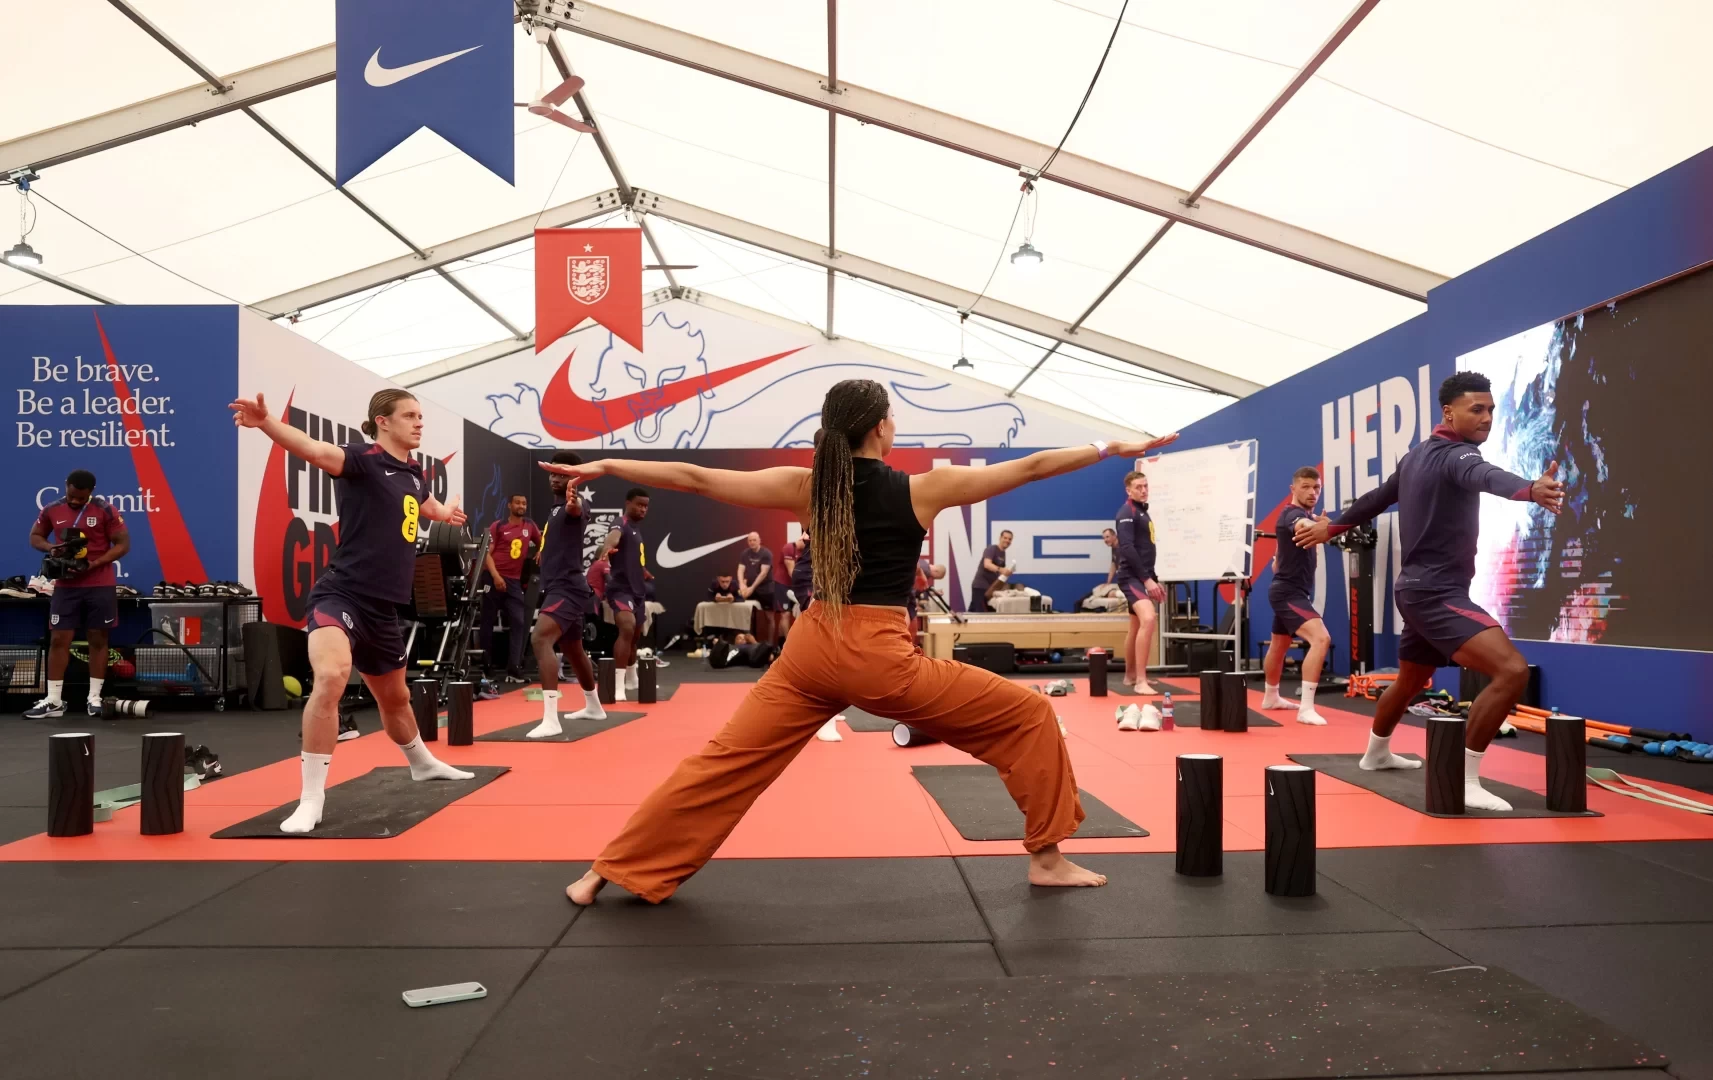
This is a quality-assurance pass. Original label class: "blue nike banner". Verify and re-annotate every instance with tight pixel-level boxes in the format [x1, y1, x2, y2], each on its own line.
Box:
[335, 0, 515, 186]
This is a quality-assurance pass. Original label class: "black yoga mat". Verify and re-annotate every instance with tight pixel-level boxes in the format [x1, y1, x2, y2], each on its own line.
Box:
[1167, 698, 1281, 729]
[911, 764, 1147, 841]
[475, 711, 645, 743]
[641, 965, 1665, 1079]
[211, 766, 510, 839]
[839, 707, 898, 733]
[1290, 753, 1602, 818]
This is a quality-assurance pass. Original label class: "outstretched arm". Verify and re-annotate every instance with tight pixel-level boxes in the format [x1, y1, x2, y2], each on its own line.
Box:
[540, 459, 810, 513]
[910, 435, 1178, 525]
[229, 393, 344, 476]
[1294, 471, 1400, 548]
[1446, 453, 1564, 513]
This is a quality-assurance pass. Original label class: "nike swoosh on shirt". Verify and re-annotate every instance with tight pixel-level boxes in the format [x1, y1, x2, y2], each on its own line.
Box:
[654, 532, 748, 569]
[364, 45, 481, 88]
[538, 346, 805, 441]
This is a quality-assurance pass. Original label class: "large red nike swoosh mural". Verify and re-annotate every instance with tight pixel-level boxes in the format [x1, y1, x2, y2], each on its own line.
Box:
[93, 313, 207, 584]
[539, 346, 805, 441]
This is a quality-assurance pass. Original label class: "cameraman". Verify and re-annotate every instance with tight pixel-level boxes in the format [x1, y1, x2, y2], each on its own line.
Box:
[25, 469, 129, 719]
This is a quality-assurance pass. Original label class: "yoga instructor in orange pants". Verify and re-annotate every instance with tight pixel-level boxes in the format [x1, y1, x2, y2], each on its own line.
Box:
[546, 379, 1177, 904]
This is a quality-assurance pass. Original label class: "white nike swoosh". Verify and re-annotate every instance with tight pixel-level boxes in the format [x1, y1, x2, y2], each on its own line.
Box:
[385, 470, 398, 476]
[654, 532, 748, 569]
[364, 45, 481, 88]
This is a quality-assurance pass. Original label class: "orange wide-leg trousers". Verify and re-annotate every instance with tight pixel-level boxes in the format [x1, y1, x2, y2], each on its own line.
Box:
[593, 604, 1086, 902]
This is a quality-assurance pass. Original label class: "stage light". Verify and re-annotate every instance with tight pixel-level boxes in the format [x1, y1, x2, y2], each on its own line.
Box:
[1009, 240, 1043, 272]
[4, 240, 42, 268]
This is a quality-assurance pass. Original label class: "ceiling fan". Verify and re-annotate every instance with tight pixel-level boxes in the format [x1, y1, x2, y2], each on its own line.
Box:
[517, 24, 595, 133]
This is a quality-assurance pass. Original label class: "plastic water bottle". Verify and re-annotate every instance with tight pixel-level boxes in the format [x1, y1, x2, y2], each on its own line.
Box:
[1162, 689, 1174, 731]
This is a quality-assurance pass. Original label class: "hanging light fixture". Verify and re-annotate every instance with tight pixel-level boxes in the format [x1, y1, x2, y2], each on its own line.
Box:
[7, 172, 42, 268]
[1010, 181, 1043, 273]
[952, 311, 974, 370]
[4, 240, 42, 268]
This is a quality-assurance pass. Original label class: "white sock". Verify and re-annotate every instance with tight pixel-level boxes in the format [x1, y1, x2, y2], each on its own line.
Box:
[46, 680, 63, 705]
[398, 735, 475, 781]
[1260, 682, 1284, 708]
[528, 691, 563, 739]
[815, 717, 843, 742]
[281, 752, 332, 834]
[624, 664, 639, 689]
[1464, 748, 1513, 811]
[1359, 731, 1420, 771]
[613, 677, 626, 702]
[568, 688, 606, 720]
[1297, 684, 1325, 725]
[87, 677, 104, 703]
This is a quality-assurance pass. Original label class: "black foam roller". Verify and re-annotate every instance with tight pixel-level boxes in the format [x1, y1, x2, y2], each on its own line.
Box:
[1219, 672, 1248, 732]
[1264, 764, 1315, 897]
[892, 723, 939, 748]
[411, 680, 438, 743]
[140, 731, 185, 835]
[1175, 753, 1223, 877]
[1198, 670, 1223, 730]
[447, 681, 474, 746]
[1546, 715, 1587, 812]
[638, 656, 657, 704]
[598, 657, 616, 705]
[1088, 650, 1107, 698]
[48, 732, 94, 837]
[1426, 717, 1466, 815]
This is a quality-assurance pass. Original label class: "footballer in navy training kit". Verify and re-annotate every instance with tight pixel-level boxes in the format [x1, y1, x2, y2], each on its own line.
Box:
[230, 387, 476, 834]
[598, 487, 651, 702]
[1259, 466, 1332, 725]
[25, 469, 130, 719]
[1113, 470, 1163, 695]
[1295, 371, 1565, 811]
[527, 450, 606, 738]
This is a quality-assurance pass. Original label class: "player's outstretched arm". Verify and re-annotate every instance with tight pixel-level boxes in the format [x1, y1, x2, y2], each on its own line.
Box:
[540, 459, 811, 514]
[230, 393, 345, 476]
[1295, 471, 1400, 548]
[911, 434, 1178, 523]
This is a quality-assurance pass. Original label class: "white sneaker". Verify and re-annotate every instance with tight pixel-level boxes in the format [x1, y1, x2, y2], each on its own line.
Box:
[1117, 705, 1141, 731]
[1136, 704, 1162, 731]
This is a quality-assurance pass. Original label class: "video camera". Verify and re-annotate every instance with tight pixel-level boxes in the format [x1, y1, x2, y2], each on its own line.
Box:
[42, 527, 89, 580]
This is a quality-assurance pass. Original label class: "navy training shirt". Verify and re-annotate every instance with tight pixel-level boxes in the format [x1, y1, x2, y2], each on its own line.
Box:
[1114, 499, 1157, 583]
[326, 442, 430, 604]
[1330, 425, 1532, 592]
[538, 492, 592, 598]
[610, 516, 647, 597]
[1271, 505, 1316, 597]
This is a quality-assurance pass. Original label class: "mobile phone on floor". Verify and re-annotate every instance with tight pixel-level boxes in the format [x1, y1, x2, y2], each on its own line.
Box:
[402, 982, 487, 1007]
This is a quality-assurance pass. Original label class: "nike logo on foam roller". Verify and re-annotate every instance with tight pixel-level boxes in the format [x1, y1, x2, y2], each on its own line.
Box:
[364, 45, 482, 87]
[655, 533, 748, 569]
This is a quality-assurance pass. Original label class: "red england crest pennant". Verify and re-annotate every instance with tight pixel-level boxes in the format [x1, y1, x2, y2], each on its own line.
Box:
[536, 227, 643, 351]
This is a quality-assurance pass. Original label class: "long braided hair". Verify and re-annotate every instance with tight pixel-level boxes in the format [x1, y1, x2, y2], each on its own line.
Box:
[810, 380, 891, 621]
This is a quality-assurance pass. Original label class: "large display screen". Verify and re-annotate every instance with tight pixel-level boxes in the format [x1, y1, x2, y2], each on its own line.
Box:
[1458, 265, 1712, 651]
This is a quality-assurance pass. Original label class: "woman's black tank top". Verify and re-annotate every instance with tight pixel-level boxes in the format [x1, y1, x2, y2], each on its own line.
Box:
[846, 457, 926, 607]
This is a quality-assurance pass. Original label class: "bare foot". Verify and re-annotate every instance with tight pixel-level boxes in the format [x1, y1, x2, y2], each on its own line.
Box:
[566, 869, 608, 906]
[1132, 682, 1161, 696]
[1028, 846, 1108, 888]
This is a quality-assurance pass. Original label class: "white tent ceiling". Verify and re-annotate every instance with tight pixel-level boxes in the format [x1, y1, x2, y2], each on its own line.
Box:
[5, 0, 1711, 433]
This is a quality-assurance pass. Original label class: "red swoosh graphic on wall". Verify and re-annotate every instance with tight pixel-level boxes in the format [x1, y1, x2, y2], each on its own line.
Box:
[253, 390, 296, 626]
[93, 313, 207, 584]
[538, 346, 805, 441]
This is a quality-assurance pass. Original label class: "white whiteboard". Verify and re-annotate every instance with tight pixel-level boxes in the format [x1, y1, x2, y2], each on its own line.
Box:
[1140, 440, 1257, 582]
